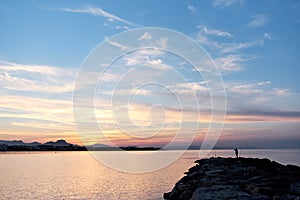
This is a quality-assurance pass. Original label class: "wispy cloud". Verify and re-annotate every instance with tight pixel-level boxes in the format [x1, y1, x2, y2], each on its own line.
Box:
[0, 94, 81, 143]
[225, 81, 295, 111]
[228, 81, 272, 95]
[214, 54, 253, 71]
[198, 26, 234, 38]
[220, 40, 264, 53]
[115, 25, 130, 30]
[264, 33, 272, 40]
[0, 72, 74, 93]
[61, 6, 136, 26]
[272, 88, 292, 96]
[0, 60, 75, 93]
[0, 95, 74, 125]
[187, 4, 196, 13]
[0, 60, 60, 75]
[139, 32, 152, 41]
[249, 14, 268, 28]
[166, 82, 209, 95]
[0, 60, 81, 143]
[122, 47, 168, 69]
[104, 36, 129, 51]
[225, 115, 300, 124]
[212, 0, 237, 8]
[226, 109, 300, 123]
[196, 25, 266, 72]
[125, 54, 171, 71]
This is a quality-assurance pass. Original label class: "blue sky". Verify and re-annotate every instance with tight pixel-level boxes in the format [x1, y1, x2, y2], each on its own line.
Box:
[0, 0, 300, 148]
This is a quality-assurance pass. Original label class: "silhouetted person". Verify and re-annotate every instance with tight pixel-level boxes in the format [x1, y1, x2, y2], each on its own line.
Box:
[234, 148, 239, 158]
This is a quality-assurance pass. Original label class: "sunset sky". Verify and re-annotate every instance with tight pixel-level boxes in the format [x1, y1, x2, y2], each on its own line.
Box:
[0, 0, 300, 148]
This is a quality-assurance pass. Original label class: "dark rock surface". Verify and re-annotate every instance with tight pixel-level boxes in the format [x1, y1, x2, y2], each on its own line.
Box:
[164, 157, 300, 200]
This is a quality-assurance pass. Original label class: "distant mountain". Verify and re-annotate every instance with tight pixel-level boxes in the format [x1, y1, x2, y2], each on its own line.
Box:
[0, 139, 162, 151]
[86, 143, 118, 151]
[0, 139, 85, 151]
[0, 140, 27, 146]
[119, 146, 161, 151]
[27, 142, 41, 146]
[87, 143, 113, 148]
[0, 140, 47, 147]
[43, 139, 71, 147]
[86, 144, 161, 151]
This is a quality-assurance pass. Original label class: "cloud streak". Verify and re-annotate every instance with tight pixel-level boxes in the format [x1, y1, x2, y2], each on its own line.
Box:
[249, 15, 267, 28]
[220, 40, 264, 53]
[0, 60, 75, 93]
[105, 37, 129, 51]
[61, 6, 136, 26]
[214, 54, 252, 71]
[198, 26, 234, 38]
[0, 60, 61, 75]
[196, 26, 270, 72]
[212, 0, 237, 8]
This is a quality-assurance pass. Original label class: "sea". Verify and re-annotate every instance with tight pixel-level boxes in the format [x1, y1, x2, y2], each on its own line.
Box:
[0, 149, 299, 200]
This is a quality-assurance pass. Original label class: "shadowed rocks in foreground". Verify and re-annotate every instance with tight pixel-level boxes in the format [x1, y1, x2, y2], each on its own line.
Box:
[164, 157, 300, 200]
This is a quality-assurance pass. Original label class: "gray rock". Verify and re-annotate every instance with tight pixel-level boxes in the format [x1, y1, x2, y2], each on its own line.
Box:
[250, 194, 270, 200]
[190, 185, 247, 200]
[164, 157, 300, 200]
[279, 194, 300, 200]
[290, 182, 300, 194]
[179, 189, 192, 200]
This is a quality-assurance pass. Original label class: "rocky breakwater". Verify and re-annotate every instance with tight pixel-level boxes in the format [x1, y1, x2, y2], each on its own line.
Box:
[164, 157, 300, 200]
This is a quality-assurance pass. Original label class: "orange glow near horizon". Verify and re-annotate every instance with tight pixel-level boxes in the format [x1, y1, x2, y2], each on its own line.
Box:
[0, 97, 300, 146]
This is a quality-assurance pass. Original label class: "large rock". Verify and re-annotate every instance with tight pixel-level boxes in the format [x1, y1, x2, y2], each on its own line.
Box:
[164, 157, 300, 200]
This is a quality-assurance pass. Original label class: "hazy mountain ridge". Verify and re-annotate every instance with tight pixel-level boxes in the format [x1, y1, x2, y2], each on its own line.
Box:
[0, 140, 161, 151]
[0, 139, 84, 151]
[0, 139, 71, 147]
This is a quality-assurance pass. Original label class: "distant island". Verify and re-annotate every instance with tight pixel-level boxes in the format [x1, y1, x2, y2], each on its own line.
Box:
[0, 139, 161, 151]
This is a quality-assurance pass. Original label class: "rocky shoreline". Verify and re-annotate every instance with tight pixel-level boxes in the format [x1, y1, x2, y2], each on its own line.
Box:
[164, 157, 300, 200]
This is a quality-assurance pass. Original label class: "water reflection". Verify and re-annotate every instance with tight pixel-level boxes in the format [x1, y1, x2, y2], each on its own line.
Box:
[0, 150, 299, 199]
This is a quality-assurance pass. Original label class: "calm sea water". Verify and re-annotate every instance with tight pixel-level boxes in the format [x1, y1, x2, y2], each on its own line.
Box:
[0, 149, 299, 200]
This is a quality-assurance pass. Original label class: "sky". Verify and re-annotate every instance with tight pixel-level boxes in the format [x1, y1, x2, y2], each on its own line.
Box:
[0, 0, 300, 148]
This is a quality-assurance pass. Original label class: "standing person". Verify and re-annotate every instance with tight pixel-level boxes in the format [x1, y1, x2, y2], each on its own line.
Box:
[234, 148, 239, 158]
